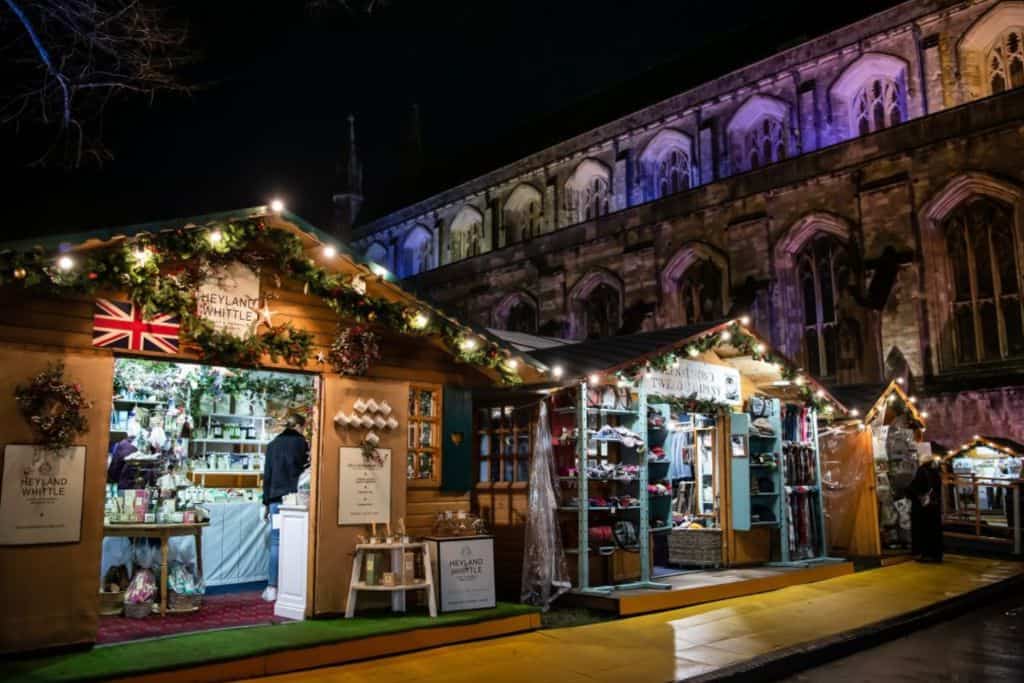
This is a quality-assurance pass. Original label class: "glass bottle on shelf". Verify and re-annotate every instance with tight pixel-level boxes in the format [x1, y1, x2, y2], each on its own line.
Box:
[212, 421, 223, 439]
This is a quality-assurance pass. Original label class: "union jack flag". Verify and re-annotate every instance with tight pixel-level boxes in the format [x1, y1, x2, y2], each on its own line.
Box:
[92, 299, 180, 354]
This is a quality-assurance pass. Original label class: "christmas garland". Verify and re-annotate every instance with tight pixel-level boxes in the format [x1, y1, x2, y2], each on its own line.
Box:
[0, 219, 521, 383]
[615, 321, 833, 414]
[14, 362, 91, 453]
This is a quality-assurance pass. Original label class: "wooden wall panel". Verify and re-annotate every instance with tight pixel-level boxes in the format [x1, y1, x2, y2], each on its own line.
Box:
[0, 346, 114, 654]
[312, 376, 409, 617]
[405, 489, 471, 537]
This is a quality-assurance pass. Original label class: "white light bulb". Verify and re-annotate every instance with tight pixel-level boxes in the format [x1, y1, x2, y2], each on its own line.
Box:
[208, 230, 222, 245]
[551, 365, 564, 379]
[459, 337, 477, 352]
[506, 359, 519, 370]
[720, 330, 732, 341]
[896, 377, 905, 385]
[369, 263, 389, 278]
[739, 315, 751, 326]
[815, 389, 825, 398]
[909, 396, 917, 403]
[270, 198, 285, 213]
[795, 376, 806, 386]
[921, 411, 929, 419]
[754, 343, 766, 354]
[57, 255, 74, 271]
[687, 347, 699, 357]
[133, 248, 151, 265]
[588, 373, 600, 386]
[850, 408, 860, 417]
[411, 312, 429, 329]
[323, 245, 337, 258]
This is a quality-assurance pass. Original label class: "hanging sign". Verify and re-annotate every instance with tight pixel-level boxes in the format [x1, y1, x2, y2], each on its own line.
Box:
[196, 262, 260, 338]
[338, 447, 391, 525]
[642, 359, 742, 406]
[0, 445, 86, 545]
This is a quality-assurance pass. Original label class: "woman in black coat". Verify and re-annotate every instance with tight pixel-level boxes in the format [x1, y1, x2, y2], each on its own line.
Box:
[907, 456, 944, 562]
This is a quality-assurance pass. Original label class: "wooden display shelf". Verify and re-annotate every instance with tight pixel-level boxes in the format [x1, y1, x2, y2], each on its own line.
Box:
[349, 582, 430, 592]
[191, 438, 270, 445]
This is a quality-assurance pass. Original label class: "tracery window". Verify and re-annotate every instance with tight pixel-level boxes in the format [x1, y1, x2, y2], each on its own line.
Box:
[401, 229, 432, 276]
[503, 184, 543, 244]
[745, 117, 786, 171]
[943, 197, 1024, 363]
[656, 148, 690, 198]
[581, 176, 610, 221]
[988, 28, 1024, 94]
[853, 78, 903, 136]
[797, 234, 852, 378]
[583, 283, 620, 339]
[449, 208, 484, 262]
[679, 259, 723, 325]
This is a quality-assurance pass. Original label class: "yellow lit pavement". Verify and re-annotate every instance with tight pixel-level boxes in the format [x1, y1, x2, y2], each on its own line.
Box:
[247, 556, 1022, 683]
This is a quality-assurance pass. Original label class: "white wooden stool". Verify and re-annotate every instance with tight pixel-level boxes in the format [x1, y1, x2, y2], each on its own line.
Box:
[345, 542, 437, 618]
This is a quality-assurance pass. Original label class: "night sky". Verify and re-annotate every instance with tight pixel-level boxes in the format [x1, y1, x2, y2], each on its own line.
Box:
[5, 0, 902, 239]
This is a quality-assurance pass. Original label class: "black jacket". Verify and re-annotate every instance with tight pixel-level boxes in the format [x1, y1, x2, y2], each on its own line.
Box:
[263, 428, 310, 505]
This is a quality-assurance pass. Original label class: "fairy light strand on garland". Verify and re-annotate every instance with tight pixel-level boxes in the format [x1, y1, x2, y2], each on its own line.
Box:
[607, 321, 836, 413]
[0, 219, 523, 384]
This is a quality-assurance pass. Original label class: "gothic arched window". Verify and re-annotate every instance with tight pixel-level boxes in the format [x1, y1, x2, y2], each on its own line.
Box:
[679, 259, 723, 325]
[656, 148, 690, 198]
[506, 300, 537, 334]
[582, 176, 610, 221]
[745, 117, 786, 171]
[400, 228, 432, 277]
[797, 234, 852, 378]
[853, 78, 903, 136]
[449, 207, 484, 262]
[503, 184, 543, 244]
[944, 197, 1024, 363]
[988, 27, 1024, 94]
[584, 283, 620, 339]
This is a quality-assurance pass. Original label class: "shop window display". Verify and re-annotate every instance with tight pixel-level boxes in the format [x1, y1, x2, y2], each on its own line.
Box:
[101, 358, 316, 638]
[407, 385, 441, 483]
[476, 405, 533, 483]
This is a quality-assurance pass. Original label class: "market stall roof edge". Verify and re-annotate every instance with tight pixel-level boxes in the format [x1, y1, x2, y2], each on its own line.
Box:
[520, 320, 847, 414]
[826, 379, 927, 427]
[945, 435, 1024, 460]
[0, 205, 548, 384]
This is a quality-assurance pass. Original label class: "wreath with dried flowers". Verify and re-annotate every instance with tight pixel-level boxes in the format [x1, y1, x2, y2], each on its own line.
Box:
[14, 362, 91, 453]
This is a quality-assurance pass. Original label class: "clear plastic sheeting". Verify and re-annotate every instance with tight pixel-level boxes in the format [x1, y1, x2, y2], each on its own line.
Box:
[820, 424, 874, 556]
[521, 400, 570, 610]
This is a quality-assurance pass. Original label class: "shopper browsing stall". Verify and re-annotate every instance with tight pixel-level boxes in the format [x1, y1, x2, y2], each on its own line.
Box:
[262, 414, 310, 602]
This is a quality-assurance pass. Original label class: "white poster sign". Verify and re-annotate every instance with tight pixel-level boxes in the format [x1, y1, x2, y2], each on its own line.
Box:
[196, 262, 260, 338]
[0, 445, 86, 545]
[916, 441, 933, 464]
[642, 359, 742, 406]
[338, 447, 391, 525]
[431, 537, 496, 612]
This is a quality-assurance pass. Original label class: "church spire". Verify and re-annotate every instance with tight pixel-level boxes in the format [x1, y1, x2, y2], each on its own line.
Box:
[332, 113, 364, 243]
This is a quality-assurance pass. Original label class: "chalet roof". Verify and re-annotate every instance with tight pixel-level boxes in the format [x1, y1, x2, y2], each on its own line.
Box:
[0, 206, 546, 383]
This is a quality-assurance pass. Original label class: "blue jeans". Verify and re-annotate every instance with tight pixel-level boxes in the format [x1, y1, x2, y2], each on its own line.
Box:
[268, 502, 281, 587]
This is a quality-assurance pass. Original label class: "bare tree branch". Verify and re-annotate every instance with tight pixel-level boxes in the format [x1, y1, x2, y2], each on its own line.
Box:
[1, 0, 192, 167]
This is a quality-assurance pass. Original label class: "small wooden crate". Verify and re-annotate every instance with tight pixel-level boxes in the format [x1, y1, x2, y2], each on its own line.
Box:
[169, 592, 202, 611]
[668, 528, 722, 568]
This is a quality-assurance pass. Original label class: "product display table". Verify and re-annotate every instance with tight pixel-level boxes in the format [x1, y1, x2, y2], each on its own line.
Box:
[345, 542, 436, 618]
[103, 522, 208, 616]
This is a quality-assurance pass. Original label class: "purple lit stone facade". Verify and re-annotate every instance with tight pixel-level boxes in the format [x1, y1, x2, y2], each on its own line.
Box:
[352, 0, 1024, 448]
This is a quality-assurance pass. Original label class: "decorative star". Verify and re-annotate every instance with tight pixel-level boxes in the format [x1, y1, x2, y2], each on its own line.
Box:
[259, 301, 276, 328]
[315, 351, 327, 364]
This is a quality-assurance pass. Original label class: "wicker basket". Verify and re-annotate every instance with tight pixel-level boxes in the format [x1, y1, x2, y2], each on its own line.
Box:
[98, 590, 124, 616]
[124, 600, 153, 619]
[168, 592, 202, 611]
[668, 528, 723, 568]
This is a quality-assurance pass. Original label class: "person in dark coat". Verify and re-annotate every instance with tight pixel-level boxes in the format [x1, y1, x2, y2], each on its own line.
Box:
[907, 455, 944, 562]
[107, 438, 151, 490]
[261, 414, 310, 601]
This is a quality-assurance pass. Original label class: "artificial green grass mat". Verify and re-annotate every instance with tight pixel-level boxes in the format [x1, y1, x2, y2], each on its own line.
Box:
[3, 603, 537, 683]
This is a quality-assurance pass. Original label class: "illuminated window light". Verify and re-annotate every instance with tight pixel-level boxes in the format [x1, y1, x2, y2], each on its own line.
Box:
[323, 245, 337, 258]
[551, 365, 564, 379]
[588, 373, 601, 386]
[57, 255, 74, 271]
[270, 198, 285, 213]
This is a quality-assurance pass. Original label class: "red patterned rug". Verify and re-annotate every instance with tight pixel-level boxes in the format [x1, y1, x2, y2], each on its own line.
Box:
[99, 591, 287, 644]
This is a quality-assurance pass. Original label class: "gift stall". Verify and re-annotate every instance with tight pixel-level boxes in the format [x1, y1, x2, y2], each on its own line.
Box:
[491, 321, 850, 612]
[821, 381, 928, 560]
[0, 206, 546, 654]
[942, 435, 1023, 553]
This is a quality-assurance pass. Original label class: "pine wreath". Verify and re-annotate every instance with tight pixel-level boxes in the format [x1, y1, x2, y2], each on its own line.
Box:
[15, 362, 90, 453]
[328, 325, 381, 376]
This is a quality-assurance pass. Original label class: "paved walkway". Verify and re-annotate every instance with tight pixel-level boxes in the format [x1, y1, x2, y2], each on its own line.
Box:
[244, 556, 1022, 683]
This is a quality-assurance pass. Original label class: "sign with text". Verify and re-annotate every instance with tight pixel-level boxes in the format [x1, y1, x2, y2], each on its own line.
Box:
[196, 262, 260, 338]
[642, 359, 742, 406]
[0, 445, 86, 545]
[426, 536, 496, 612]
[338, 447, 391, 525]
